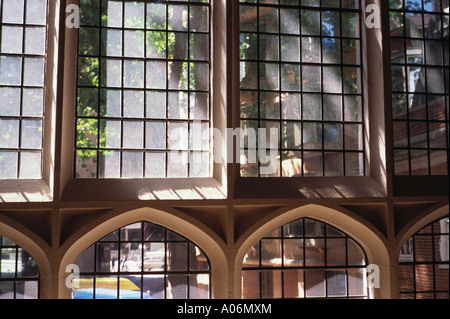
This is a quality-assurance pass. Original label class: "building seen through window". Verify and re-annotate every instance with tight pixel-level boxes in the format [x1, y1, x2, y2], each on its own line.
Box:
[390, 0, 449, 175]
[73, 221, 211, 299]
[398, 216, 449, 299]
[241, 218, 369, 298]
[239, 0, 365, 177]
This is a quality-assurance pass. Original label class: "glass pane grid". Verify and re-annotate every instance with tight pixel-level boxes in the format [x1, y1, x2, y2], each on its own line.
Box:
[242, 217, 368, 299]
[74, 221, 211, 299]
[0, 235, 40, 299]
[239, 0, 365, 177]
[75, 0, 211, 179]
[391, 0, 449, 176]
[398, 216, 449, 299]
[0, 0, 47, 179]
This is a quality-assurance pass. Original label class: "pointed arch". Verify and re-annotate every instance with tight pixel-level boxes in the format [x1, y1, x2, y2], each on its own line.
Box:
[235, 204, 390, 298]
[0, 219, 51, 298]
[59, 207, 228, 298]
[396, 204, 449, 254]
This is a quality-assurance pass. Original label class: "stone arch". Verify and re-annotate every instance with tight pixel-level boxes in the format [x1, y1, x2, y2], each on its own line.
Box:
[59, 206, 228, 298]
[0, 218, 52, 298]
[234, 204, 390, 298]
[396, 204, 449, 255]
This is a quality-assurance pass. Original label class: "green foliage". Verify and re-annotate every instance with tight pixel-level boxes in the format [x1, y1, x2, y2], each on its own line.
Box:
[80, 0, 100, 26]
[75, 1, 209, 178]
[78, 57, 99, 87]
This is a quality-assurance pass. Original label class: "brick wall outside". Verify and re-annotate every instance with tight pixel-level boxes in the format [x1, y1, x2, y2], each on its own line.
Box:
[398, 218, 449, 299]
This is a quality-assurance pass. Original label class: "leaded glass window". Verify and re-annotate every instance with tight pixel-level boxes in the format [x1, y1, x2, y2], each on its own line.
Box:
[241, 217, 368, 298]
[73, 221, 211, 299]
[239, 0, 365, 177]
[0, 0, 47, 179]
[398, 216, 449, 299]
[390, 0, 449, 175]
[0, 235, 40, 299]
[75, 0, 211, 178]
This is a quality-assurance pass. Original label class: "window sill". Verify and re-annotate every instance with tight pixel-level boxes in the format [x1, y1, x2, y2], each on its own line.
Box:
[393, 176, 449, 197]
[0, 180, 52, 203]
[61, 178, 226, 201]
[233, 176, 386, 199]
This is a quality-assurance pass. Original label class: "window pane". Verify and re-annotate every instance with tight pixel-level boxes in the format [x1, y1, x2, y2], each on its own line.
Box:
[123, 91, 144, 118]
[101, 29, 122, 57]
[261, 239, 281, 267]
[327, 238, 346, 266]
[0, 56, 22, 85]
[146, 122, 166, 150]
[23, 58, 45, 86]
[167, 151, 188, 177]
[124, 31, 144, 58]
[102, 0, 123, 27]
[261, 270, 282, 298]
[189, 243, 210, 272]
[124, 1, 144, 29]
[1, 26, 23, 54]
[281, 36, 300, 62]
[19, 152, 41, 179]
[190, 274, 210, 299]
[327, 270, 347, 297]
[99, 58, 122, 87]
[122, 152, 143, 178]
[305, 270, 325, 297]
[305, 239, 325, 266]
[0, 151, 19, 179]
[243, 243, 259, 268]
[283, 219, 303, 237]
[284, 239, 303, 266]
[124, 60, 144, 88]
[348, 239, 366, 265]
[21, 120, 43, 150]
[147, 3, 166, 30]
[242, 270, 260, 298]
[190, 6, 209, 32]
[76, 245, 95, 273]
[283, 269, 304, 298]
[145, 152, 166, 178]
[305, 218, 324, 237]
[0, 119, 19, 148]
[168, 242, 187, 272]
[348, 268, 366, 296]
[146, 61, 166, 90]
[324, 95, 342, 121]
[168, 5, 188, 31]
[99, 151, 120, 178]
[0, 88, 21, 117]
[2, 0, 24, 24]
